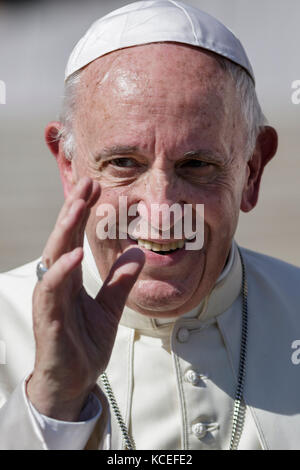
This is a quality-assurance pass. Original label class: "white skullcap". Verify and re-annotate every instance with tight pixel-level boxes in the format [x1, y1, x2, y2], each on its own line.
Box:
[65, 0, 254, 83]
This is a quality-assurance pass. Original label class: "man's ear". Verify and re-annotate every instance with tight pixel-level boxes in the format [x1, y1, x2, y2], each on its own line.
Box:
[45, 121, 75, 198]
[240, 126, 278, 212]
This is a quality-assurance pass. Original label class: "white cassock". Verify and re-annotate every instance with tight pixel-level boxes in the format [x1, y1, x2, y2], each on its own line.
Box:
[0, 240, 300, 449]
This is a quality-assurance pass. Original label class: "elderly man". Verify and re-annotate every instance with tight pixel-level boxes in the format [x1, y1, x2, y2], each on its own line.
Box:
[0, 0, 300, 450]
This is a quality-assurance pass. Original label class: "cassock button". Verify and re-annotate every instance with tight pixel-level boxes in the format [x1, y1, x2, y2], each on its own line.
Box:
[184, 369, 208, 385]
[192, 422, 219, 439]
[176, 327, 190, 343]
[184, 369, 200, 385]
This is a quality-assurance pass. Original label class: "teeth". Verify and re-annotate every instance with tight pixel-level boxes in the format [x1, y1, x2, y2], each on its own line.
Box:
[137, 239, 185, 251]
[151, 243, 161, 252]
[143, 241, 152, 250]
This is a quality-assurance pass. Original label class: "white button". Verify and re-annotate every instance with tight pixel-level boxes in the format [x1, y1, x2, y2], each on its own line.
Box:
[192, 423, 207, 439]
[176, 327, 190, 343]
[184, 369, 199, 385]
[184, 370, 208, 385]
[192, 422, 219, 439]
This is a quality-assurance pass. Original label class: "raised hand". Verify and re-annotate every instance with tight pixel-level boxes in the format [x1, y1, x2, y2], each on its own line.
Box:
[27, 177, 145, 421]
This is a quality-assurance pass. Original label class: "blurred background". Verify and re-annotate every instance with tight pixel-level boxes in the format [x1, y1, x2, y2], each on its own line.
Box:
[0, 0, 299, 271]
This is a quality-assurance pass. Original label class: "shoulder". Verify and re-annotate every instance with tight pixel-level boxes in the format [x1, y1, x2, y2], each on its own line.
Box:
[239, 245, 300, 303]
[240, 246, 300, 280]
[0, 260, 40, 389]
[0, 258, 39, 291]
[0, 258, 40, 278]
[0, 259, 40, 319]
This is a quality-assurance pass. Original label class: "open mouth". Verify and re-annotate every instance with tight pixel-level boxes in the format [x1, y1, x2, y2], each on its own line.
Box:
[135, 238, 185, 255]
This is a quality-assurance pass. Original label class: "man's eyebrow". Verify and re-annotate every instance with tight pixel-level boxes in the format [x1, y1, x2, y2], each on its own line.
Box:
[94, 146, 224, 162]
[182, 149, 224, 162]
[94, 145, 139, 161]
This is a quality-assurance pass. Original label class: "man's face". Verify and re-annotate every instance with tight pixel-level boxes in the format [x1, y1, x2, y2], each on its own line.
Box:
[70, 43, 249, 317]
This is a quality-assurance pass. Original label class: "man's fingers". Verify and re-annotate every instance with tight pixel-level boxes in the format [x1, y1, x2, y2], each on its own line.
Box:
[56, 177, 94, 225]
[40, 247, 84, 294]
[42, 178, 100, 267]
[86, 180, 101, 209]
[43, 198, 86, 267]
[72, 181, 101, 249]
[97, 248, 145, 318]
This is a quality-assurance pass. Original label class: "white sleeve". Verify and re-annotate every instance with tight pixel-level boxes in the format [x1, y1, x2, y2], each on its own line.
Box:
[24, 378, 102, 450]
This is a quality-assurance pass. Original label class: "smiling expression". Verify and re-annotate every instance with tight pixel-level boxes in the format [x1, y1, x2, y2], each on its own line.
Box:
[64, 43, 252, 318]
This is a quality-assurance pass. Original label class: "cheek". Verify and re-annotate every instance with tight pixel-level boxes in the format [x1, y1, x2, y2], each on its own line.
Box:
[193, 184, 241, 237]
[86, 187, 131, 244]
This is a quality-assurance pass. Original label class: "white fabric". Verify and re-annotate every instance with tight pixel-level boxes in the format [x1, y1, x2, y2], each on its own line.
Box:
[27, 383, 102, 450]
[84, 240, 300, 449]
[130, 323, 261, 449]
[25, 239, 236, 450]
[1, 241, 300, 448]
[86, 240, 262, 449]
[65, 0, 255, 82]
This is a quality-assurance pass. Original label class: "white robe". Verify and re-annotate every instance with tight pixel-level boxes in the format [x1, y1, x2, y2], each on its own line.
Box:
[0, 241, 300, 449]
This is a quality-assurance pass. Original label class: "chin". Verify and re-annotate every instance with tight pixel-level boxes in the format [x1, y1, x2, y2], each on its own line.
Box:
[127, 279, 198, 317]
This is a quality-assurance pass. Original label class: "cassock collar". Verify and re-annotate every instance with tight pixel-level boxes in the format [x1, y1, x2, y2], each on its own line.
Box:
[82, 237, 242, 335]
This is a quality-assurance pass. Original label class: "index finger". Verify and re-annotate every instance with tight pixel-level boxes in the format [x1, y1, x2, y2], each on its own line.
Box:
[42, 177, 100, 267]
[56, 177, 95, 225]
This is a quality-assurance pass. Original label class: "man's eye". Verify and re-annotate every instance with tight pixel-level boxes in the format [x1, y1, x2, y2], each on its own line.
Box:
[110, 158, 138, 168]
[180, 159, 209, 168]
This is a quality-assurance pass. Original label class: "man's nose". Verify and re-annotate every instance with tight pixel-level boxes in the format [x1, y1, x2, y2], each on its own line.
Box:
[142, 167, 181, 204]
[136, 168, 185, 234]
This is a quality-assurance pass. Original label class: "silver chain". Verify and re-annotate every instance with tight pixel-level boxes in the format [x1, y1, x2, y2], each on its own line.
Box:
[100, 248, 248, 451]
[229, 247, 248, 450]
[100, 371, 136, 450]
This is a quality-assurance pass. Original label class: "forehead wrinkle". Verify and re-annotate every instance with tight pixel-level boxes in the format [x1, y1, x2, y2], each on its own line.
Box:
[74, 44, 242, 164]
[80, 51, 150, 103]
[77, 43, 232, 117]
[80, 43, 228, 104]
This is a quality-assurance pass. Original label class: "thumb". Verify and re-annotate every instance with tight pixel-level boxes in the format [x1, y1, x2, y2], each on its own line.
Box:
[96, 247, 145, 318]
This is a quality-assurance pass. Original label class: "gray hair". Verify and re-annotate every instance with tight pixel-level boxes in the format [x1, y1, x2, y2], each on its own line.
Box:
[57, 56, 267, 161]
[56, 70, 81, 160]
[217, 57, 267, 158]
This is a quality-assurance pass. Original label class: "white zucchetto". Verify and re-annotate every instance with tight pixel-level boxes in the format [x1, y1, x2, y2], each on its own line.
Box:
[65, 0, 255, 83]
